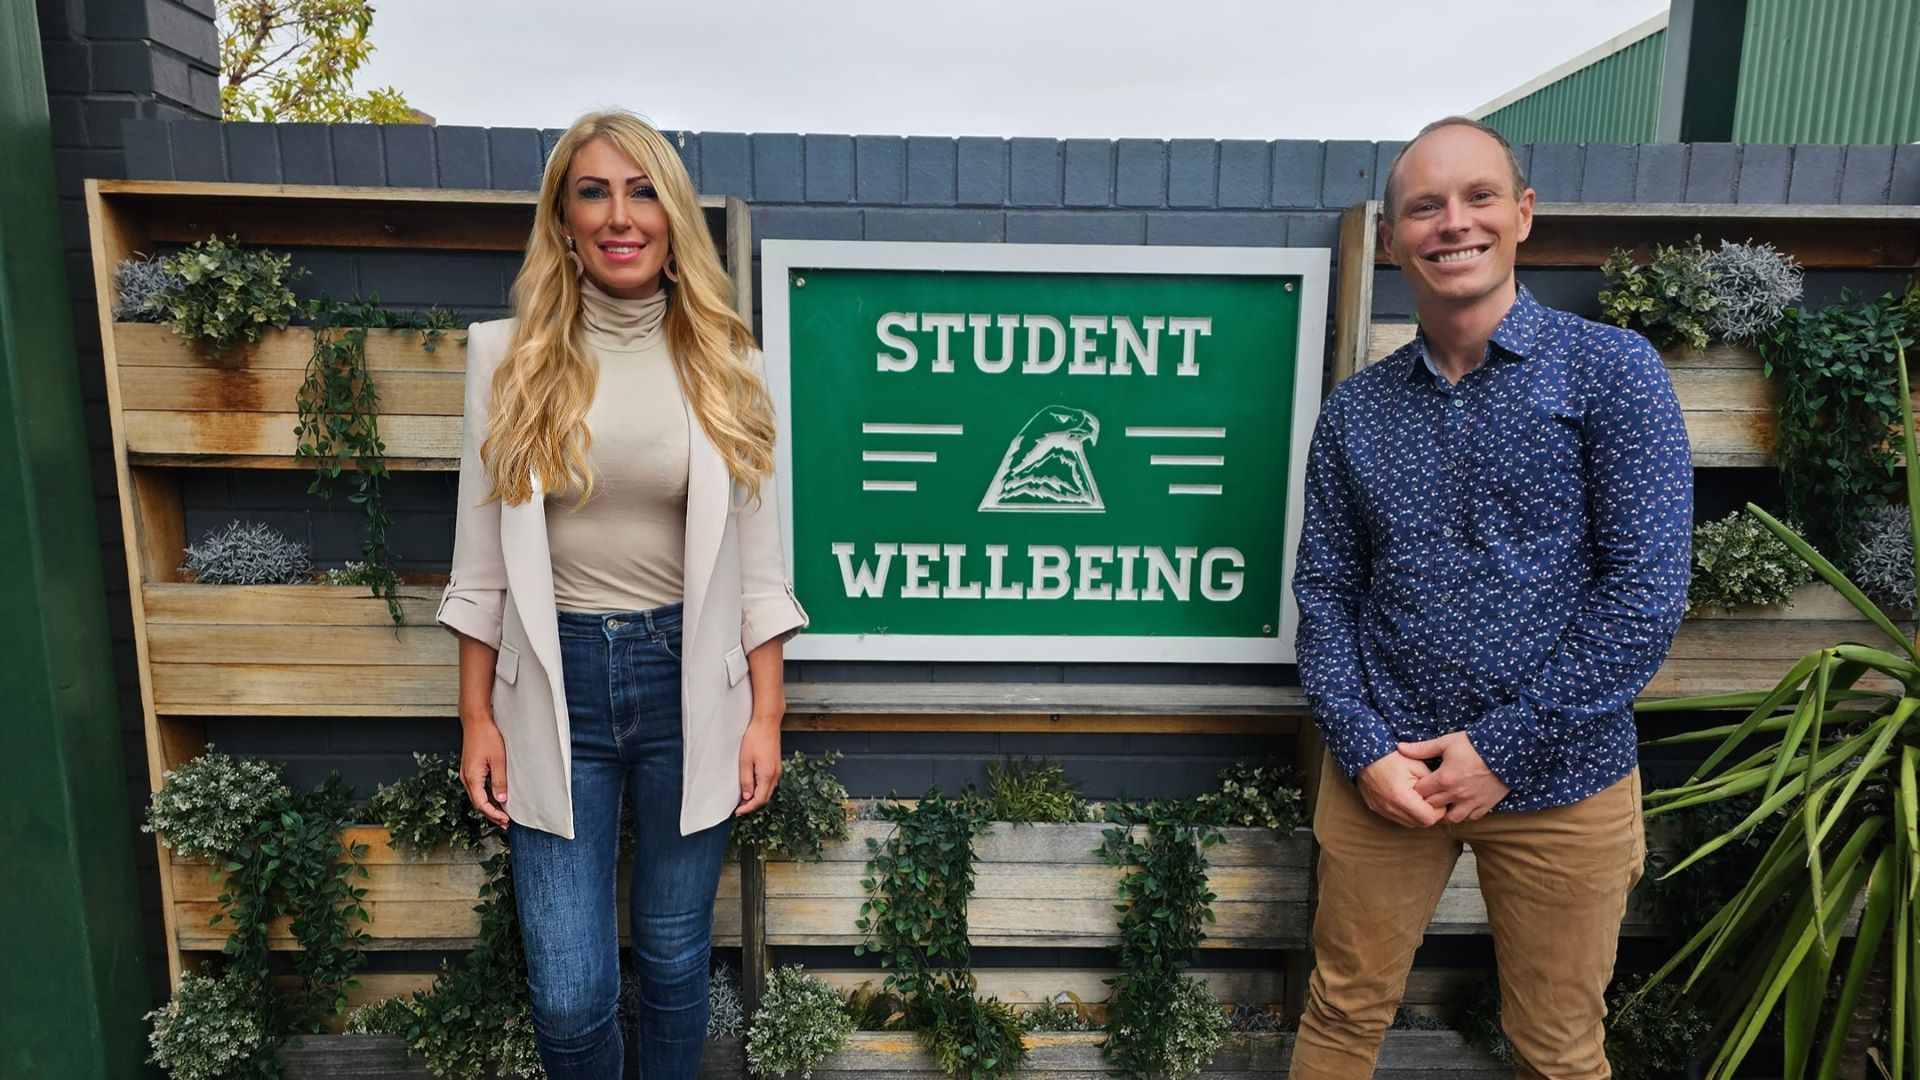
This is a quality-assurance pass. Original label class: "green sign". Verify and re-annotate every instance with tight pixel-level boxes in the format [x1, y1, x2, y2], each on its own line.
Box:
[762, 242, 1327, 663]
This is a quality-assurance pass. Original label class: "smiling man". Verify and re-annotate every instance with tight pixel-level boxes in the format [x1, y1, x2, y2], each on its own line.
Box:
[1287, 118, 1693, 1080]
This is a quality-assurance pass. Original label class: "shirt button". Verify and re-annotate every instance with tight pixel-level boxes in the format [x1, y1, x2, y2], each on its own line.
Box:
[1442, 526, 1455, 538]
[1453, 397, 1467, 409]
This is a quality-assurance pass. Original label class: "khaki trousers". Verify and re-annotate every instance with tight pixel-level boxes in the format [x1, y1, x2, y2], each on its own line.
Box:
[1289, 757, 1644, 1080]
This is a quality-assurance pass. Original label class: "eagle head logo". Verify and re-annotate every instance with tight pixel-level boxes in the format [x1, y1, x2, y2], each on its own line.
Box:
[979, 405, 1105, 512]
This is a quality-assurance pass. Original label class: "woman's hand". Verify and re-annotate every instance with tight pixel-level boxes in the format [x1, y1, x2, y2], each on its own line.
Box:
[460, 713, 511, 829]
[735, 639, 788, 816]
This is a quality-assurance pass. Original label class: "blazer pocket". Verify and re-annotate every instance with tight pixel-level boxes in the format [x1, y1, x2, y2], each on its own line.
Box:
[724, 645, 749, 687]
[495, 642, 520, 685]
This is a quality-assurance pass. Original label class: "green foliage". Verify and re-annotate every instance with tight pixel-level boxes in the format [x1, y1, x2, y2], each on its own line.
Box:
[158, 236, 300, 351]
[368, 752, 495, 856]
[1760, 291, 1914, 562]
[1021, 995, 1098, 1032]
[391, 849, 542, 1078]
[1607, 978, 1713, 1080]
[146, 970, 274, 1080]
[1460, 977, 1513, 1065]
[986, 757, 1091, 823]
[145, 749, 294, 859]
[1599, 239, 1718, 350]
[1634, 345, 1920, 1079]
[1686, 510, 1816, 617]
[218, 0, 419, 122]
[745, 965, 855, 1078]
[1193, 760, 1305, 830]
[181, 520, 313, 585]
[319, 561, 383, 586]
[731, 750, 851, 860]
[845, 980, 911, 1032]
[114, 253, 186, 322]
[296, 299, 458, 626]
[342, 994, 418, 1036]
[1098, 802, 1227, 1079]
[915, 973, 1028, 1080]
[1639, 794, 1771, 940]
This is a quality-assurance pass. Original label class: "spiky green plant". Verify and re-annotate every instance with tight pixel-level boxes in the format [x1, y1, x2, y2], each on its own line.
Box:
[1636, 337, 1919, 1080]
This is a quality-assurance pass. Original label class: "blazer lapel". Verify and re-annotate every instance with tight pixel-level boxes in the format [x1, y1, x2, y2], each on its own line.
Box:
[683, 406, 729, 649]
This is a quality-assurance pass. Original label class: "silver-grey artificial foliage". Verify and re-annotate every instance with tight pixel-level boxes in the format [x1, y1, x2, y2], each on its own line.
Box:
[1703, 240, 1803, 343]
[113, 253, 188, 323]
[181, 520, 313, 585]
[709, 962, 747, 1037]
[1849, 504, 1915, 609]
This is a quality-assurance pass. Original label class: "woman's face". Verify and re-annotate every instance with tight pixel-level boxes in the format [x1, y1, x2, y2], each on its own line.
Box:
[562, 136, 672, 299]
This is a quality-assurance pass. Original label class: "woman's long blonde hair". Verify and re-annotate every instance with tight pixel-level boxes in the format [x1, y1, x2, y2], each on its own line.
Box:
[482, 110, 775, 506]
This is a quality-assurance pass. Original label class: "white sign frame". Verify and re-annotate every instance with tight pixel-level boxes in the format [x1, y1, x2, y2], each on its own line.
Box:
[761, 240, 1329, 664]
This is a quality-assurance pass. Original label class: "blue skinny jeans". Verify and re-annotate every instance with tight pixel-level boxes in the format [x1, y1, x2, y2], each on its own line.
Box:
[509, 603, 731, 1080]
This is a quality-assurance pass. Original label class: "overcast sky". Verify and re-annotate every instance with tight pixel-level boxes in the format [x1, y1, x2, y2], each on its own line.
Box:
[359, 0, 1670, 140]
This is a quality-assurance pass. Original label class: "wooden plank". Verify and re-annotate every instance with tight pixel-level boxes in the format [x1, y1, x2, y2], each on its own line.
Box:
[1332, 202, 1379, 384]
[1426, 849, 1660, 936]
[784, 713, 1296, 735]
[784, 683, 1308, 717]
[129, 468, 185, 584]
[771, 823, 1310, 867]
[143, 583, 445, 625]
[122, 410, 461, 461]
[118, 366, 463, 415]
[1364, 320, 1418, 367]
[151, 662, 458, 710]
[280, 1034, 748, 1078]
[110, 322, 467, 372]
[147, 623, 457, 666]
[807, 967, 1287, 1007]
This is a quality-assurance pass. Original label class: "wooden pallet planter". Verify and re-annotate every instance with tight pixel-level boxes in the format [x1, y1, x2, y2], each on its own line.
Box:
[764, 822, 1313, 950]
[278, 1033, 747, 1079]
[1651, 584, 1912, 699]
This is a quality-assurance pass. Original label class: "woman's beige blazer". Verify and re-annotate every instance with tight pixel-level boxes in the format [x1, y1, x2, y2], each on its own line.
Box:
[436, 319, 808, 839]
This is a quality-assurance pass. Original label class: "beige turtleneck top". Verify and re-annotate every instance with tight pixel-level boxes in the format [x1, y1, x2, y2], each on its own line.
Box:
[546, 278, 689, 613]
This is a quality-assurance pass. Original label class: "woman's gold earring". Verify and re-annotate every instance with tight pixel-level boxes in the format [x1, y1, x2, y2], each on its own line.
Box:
[663, 252, 680, 284]
[564, 234, 576, 251]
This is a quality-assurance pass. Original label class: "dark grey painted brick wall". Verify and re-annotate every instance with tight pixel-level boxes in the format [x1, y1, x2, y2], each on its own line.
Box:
[112, 121, 1920, 800]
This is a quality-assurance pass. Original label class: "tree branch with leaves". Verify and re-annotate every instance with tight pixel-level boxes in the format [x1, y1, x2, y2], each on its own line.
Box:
[219, 0, 420, 123]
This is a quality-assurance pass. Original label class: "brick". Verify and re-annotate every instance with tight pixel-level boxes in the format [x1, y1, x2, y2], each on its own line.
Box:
[1217, 140, 1267, 208]
[864, 208, 1002, 242]
[223, 122, 281, 183]
[1581, 143, 1636, 202]
[186, 63, 218, 118]
[87, 0, 151, 37]
[169, 120, 224, 181]
[90, 40, 149, 93]
[1838, 144, 1895, 204]
[277, 123, 331, 184]
[36, 0, 72, 36]
[906, 136, 956, 206]
[700, 132, 750, 197]
[1009, 137, 1062, 206]
[866, 732, 999, 754]
[1320, 140, 1372, 209]
[1285, 211, 1340, 249]
[1005, 210, 1144, 245]
[834, 756, 933, 799]
[487, 127, 542, 191]
[1146, 211, 1286, 246]
[176, 0, 215, 17]
[147, 1, 215, 58]
[68, 96, 110, 147]
[1063, 138, 1112, 206]
[663, 130, 698, 187]
[1115, 138, 1166, 207]
[539, 128, 565, 170]
[121, 118, 172, 179]
[752, 206, 863, 241]
[1267, 140, 1319, 208]
[146, 48, 194, 104]
[1167, 141, 1216, 208]
[956, 136, 1006, 206]
[803, 133, 853, 202]
[359, 253, 508, 308]
[752, 133, 804, 202]
[1510, 143, 1534, 186]
[1736, 144, 1791, 203]
[1634, 143, 1688, 202]
[331, 125, 385, 186]
[382, 124, 435, 188]
[434, 126, 488, 189]
[1685, 143, 1739, 202]
[1371, 140, 1407, 200]
[1527, 143, 1583, 201]
[854, 135, 904, 203]
[42, 42, 89, 94]
[1892, 145, 1920, 205]
[1787, 144, 1844, 204]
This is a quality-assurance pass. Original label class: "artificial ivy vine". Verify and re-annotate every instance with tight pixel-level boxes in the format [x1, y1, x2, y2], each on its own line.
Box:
[1098, 801, 1230, 1080]
[856, 790, 1027, 1080]
[295, 298, 458, 626]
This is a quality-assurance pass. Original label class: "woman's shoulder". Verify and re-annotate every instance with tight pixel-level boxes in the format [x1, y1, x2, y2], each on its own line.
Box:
[464, 317, 519, 369]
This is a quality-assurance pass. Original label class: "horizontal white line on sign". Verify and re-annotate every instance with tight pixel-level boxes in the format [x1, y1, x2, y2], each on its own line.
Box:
[1149, 455, 1225, 467]
[1125, 426, 1227, 439]
[862, 450, 937, 463]
[863, 423, 965, 436]
[862, 480, 918, 492]
[1168, 484, 1225, 496]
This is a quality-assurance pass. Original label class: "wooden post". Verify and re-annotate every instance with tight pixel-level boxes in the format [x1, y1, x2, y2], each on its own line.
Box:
[741, 851, 770, 1018]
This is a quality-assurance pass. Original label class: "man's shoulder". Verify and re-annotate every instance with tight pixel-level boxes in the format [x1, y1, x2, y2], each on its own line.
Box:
[1326, 344, 1418, 411]
[1530, 302, 1661, 363]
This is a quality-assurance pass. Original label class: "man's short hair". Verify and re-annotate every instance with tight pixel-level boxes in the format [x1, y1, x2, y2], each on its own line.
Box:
[1381, 116, 1530, 222]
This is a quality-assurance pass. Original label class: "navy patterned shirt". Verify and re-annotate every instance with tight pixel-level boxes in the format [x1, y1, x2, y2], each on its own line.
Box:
[1293, 286, 1692, 812]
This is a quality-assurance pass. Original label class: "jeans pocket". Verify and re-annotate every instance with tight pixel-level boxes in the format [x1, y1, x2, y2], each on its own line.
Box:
[655, 629, 684, 662]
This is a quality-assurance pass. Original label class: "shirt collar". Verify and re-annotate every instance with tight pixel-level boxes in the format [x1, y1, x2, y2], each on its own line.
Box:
[1405, 284, 1546, 384]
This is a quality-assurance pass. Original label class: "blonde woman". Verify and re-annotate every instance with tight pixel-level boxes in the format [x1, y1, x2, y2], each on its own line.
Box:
[437, 110, 807, 1079]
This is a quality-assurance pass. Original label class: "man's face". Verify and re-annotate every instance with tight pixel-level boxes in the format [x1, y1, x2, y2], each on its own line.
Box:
[1379, 125, 1535, 313]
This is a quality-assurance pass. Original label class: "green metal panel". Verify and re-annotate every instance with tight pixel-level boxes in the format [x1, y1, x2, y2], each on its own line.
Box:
[1482, 29, 1667, 143]
[1734, 0, 1920, 143]
[0, 3, 155, 1079]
